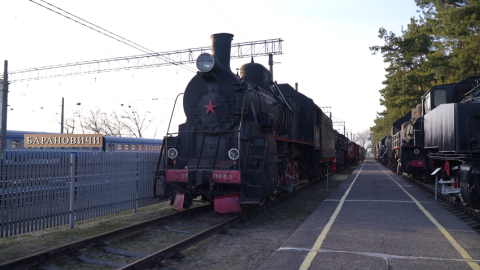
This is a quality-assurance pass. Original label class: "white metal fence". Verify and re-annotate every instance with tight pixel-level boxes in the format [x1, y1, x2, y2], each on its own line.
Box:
[0, 149, 161, 237]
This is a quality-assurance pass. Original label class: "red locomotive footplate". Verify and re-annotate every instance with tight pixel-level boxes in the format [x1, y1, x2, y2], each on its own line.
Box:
[211, 170, 241, 183]
[165, 170, 188, 182]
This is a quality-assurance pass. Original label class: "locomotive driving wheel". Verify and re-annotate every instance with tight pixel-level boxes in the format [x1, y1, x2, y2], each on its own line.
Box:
[285, 163, 293, 184]
[293, 162, 299, 185]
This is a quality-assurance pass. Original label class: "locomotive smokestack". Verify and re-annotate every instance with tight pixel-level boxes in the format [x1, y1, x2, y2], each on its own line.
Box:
[211, 33, 233, 71]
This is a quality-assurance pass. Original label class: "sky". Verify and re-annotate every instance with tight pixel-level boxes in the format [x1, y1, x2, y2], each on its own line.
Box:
[0, 0, 420, 139]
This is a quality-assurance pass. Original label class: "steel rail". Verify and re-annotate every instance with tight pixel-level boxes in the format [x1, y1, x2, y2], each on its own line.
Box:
[118, 163, 356, 270]
[0, 204, 212, 270]
[119, 189, 302, 269]
[0, 162, 356, 270]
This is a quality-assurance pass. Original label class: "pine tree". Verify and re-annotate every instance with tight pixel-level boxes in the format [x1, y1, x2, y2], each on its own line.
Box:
[370, 0, 480, 146]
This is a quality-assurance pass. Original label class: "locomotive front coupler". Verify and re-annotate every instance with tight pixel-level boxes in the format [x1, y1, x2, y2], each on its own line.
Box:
[189, 170, 210, 188]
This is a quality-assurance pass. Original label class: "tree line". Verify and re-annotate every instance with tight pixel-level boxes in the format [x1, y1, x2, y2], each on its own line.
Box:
[370, 0, 480, 146]
[55, 106, 162, 138]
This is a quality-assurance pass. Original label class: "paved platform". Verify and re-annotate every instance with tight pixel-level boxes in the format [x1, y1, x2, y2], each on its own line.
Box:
[261, 159, 480, 270]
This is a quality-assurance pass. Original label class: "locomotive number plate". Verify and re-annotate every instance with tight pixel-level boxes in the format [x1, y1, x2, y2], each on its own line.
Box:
[411, 160, 424, 167]
[211, 171, 241, 184]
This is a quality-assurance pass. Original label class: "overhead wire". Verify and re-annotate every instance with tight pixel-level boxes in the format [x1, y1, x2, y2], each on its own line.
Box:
[204, 0, 251, 39]
[29, 0, 196, 72]
[37, 0, 153, 54]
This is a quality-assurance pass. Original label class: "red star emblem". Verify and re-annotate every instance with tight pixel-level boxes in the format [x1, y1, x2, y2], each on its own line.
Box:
[204, 100, 219, 115]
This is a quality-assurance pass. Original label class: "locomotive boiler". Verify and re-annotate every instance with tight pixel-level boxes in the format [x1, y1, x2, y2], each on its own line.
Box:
[154, 33, 335, 213]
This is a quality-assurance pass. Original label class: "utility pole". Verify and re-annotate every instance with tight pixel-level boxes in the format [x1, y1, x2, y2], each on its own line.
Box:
[61, 97, 64, 134]
[1, 61, 8, 153]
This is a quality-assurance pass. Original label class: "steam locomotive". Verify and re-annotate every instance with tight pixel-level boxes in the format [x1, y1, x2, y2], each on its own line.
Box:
[376, 77, 480, 209]
[154, 33, 348, 213]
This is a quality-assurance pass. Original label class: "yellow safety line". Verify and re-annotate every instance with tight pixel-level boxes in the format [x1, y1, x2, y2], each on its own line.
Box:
[299, 161, 366, 270]
[376, 163, 480, 270]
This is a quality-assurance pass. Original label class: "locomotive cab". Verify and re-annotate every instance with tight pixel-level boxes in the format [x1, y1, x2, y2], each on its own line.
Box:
[422, 77, 480, 115]
[422, 85, 452, 115]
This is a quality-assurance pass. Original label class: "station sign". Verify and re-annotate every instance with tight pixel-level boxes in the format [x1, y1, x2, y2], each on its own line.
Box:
[24, 134, 103, 148]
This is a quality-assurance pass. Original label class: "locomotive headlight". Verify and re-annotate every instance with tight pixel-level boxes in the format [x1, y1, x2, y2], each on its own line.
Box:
[196, 53, 215, 72]
[228, 148, 239, 160]
[167, 148, 178, 159]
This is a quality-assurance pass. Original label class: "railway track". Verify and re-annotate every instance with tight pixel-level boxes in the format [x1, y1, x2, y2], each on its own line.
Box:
[0, 164, 356, 270]
[117, 172, 329, 270]
[0, 205, 213, 270]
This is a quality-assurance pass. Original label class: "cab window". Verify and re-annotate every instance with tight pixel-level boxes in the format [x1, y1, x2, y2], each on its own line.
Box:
[434, 89, 447, 107]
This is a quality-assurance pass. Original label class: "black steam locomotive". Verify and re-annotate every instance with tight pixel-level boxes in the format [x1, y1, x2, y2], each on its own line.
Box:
[154, 33, 337, 213]
[376, 77, 480, 209]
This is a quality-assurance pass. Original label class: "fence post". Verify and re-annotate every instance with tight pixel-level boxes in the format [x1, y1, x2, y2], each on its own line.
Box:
[69, 153, 75, 229]
[133, 153, 137, 214]
[326, 165, 329, 197]
[431, 167, 441, 203]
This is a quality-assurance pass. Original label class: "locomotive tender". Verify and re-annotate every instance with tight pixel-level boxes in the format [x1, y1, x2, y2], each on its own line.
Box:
[376, 77, 480, 209]
[154, 33, 337, 213]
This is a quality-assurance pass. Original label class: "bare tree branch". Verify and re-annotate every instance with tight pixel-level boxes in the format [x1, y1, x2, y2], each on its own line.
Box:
[121, 107, 157, 138]
[52, 106, 161, 137]
[81, 107, 105, 134]
[354, 129, 371, 149]
[52, 109, 83, 134]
